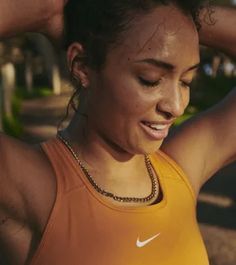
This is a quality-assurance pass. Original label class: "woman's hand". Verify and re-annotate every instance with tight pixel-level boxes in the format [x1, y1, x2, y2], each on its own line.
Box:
[0, 0, 68, 43]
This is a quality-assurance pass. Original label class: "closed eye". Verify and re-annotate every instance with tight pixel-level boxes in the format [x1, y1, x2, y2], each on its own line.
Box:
[180, 80, 192, 88]
[138, 77, 160, 87]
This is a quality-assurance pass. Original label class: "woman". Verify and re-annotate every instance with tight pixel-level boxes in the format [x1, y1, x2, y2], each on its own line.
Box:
[0, 0, 235, 265]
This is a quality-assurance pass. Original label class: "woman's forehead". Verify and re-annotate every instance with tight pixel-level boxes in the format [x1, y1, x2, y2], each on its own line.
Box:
[107, 5, 199, 68]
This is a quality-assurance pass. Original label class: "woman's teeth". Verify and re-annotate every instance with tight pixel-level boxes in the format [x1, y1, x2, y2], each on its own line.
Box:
[144, 122, 167, 130]
[140, 121, 170, 140]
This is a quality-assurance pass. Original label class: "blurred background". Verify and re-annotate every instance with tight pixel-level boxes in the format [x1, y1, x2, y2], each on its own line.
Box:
[0, 1, 235, 264]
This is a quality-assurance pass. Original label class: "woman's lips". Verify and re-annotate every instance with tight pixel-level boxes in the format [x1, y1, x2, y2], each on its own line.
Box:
[140, 121, 172, 140]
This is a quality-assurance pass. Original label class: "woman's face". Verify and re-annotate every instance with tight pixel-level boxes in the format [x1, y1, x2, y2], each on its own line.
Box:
[79, 5, 200, 155]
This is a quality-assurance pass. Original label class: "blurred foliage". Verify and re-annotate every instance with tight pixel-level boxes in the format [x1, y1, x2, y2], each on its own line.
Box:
[3, 95, 22, 137]
[3, 115, 23, 137]
[2, 86, 53, 137]
[15, 86, 53, 99]
[191, 74, 235, 109]
[214, 0, 233, 4]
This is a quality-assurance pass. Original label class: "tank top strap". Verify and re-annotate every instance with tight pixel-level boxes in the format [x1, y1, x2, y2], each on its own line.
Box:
[41, 137, 85, 193]
[150, 150, 196, 202]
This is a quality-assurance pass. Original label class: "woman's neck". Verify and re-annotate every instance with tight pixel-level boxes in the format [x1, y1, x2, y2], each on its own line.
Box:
[61, 114, 153, 199]
[65, 113, 143, 167]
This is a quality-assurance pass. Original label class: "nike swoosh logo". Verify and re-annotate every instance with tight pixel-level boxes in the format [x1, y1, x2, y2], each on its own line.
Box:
[136, 233, 161, 248]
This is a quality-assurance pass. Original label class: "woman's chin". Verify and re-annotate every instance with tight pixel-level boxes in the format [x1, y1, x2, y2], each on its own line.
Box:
[144, 142, 163, 155]
[130, 140, 164, 156]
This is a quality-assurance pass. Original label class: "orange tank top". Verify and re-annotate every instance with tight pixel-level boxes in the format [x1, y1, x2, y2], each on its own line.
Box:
[30, 138, 209, 265]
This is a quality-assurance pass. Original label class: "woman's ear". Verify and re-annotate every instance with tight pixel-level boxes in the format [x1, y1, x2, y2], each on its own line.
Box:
[67, 43, 90, 88]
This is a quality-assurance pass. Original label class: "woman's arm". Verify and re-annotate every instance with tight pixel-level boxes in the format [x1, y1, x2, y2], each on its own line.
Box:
[161, 5, 236, 195]
[0, 2, 67, 263]
[199, 5, 236, 58]
[0, 0, 67, 42]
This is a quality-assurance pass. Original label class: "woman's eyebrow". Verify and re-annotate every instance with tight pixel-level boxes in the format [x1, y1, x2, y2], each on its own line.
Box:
[186, 63, 200, 72]
[134, 58, 200, 72]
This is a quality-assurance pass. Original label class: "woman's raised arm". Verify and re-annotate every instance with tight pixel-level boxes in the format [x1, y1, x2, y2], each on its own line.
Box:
[0, 0, 67, 41]
[199, 5, 236, 58]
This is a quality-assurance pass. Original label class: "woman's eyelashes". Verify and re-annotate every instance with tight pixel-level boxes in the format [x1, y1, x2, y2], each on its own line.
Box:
[137, 74, 193, 89]
[180, 80, 192, 89]
[138, 76, 161, 87]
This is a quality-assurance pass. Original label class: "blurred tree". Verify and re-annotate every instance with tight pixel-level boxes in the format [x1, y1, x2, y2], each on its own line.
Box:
[215, 0, 233, 4]
[0, 39, 21, 121]
[1, 62, 16, 118]
[0, 33, 65, 130]
[27, 34, 62, 95]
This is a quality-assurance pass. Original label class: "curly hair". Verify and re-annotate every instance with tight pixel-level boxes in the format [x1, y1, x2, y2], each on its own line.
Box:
[64, 0, 206, 70]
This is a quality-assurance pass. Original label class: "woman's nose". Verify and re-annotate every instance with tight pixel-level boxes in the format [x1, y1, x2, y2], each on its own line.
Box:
[156, 86, 188, 119]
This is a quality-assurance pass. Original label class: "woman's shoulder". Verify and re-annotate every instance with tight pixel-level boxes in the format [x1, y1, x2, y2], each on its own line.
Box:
[0, 132, 37, 156]
[0, 133, 56, 229]
[0, 133, 51, 177]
